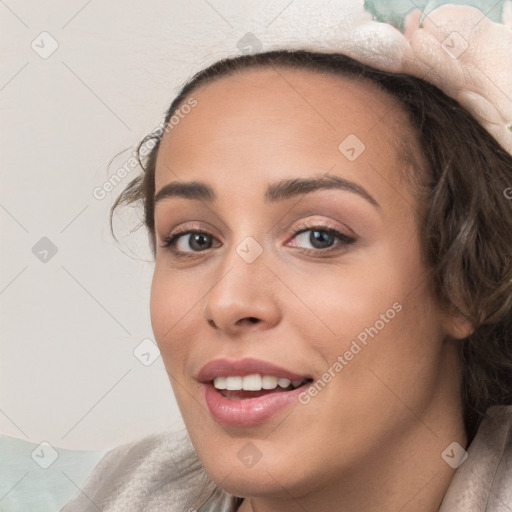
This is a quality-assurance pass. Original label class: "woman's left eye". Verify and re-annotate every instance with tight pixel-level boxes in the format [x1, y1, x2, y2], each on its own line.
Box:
[287, 227, 355, 253]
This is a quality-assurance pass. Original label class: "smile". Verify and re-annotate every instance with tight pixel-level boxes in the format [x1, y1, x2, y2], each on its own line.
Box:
[197, 358, 313, 427]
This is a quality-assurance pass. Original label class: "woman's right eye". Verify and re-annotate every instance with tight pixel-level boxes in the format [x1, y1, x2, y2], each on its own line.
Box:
[160, 230, 220, 256]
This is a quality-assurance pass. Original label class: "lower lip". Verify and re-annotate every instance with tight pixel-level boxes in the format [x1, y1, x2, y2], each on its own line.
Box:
[203, 383, 306, 427]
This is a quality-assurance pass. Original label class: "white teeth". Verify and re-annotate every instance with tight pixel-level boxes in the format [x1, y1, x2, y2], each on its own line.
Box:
[213, 376, 227, 389]
[242, 374, 262, 391]
[261, 375, 278, 389]
[278, 378, 291, 388]
[213, 375, 305, 391]
[225, 376, 243, 390]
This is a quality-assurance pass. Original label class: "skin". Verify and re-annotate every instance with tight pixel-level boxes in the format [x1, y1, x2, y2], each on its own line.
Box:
[150, 67, 473, 512]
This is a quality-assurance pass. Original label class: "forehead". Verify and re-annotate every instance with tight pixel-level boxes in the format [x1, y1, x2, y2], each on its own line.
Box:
[155, 66, 415, 195]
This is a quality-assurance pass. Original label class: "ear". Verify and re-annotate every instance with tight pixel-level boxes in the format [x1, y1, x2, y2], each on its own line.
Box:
[442, 309, 475, 340]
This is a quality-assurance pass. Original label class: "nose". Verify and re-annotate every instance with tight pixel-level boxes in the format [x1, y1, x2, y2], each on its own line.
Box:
[202, 242, 281, 335]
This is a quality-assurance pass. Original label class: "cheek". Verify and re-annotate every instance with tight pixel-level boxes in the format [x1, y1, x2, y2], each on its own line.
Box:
[288, 234, 428, 345]
[289, 230, 444, 398]
[149, 266, 212, 425]
[304, 237, 445, 413]
[149, 265, 203, 368]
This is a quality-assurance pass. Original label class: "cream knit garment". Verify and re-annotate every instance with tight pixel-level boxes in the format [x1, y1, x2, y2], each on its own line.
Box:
[62, 405, 512, 511]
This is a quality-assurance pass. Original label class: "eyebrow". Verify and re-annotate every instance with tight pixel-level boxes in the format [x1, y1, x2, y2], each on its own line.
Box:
[154, 175, 379, 208]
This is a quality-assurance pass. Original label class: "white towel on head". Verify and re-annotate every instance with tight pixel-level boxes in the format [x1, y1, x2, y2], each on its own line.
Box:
[159, 1, 511, 154]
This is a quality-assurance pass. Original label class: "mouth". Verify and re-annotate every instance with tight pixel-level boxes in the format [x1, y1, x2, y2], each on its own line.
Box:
[197, 358, 314, 427]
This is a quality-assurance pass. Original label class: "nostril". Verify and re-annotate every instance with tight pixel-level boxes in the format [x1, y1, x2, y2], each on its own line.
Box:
[236, 317, 260, 325]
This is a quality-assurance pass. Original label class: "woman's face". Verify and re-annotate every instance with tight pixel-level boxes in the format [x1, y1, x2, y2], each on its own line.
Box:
[150, 67, 467, 501]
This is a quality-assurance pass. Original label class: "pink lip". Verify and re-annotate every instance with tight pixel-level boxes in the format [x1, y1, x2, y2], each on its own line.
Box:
[203, 383, 308, 427]
[197, 358, 312, 427]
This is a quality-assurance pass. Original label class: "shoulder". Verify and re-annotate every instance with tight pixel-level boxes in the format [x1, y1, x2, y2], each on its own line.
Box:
[439, 404, 512, 511]
[60, 429, 233, 512]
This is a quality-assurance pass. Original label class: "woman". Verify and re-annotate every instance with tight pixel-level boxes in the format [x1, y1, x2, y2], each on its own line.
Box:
[63, 5, 512, 512]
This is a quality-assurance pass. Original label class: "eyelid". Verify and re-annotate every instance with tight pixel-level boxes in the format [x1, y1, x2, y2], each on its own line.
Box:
[284, 217, 356, 241]
[158, 220, 220, 243]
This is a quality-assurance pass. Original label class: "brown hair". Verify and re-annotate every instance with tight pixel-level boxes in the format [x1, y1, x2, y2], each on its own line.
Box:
[110, 49, 512, 442]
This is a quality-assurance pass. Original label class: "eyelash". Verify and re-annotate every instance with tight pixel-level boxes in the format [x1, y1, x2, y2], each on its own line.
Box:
[159, 222, 356, 259]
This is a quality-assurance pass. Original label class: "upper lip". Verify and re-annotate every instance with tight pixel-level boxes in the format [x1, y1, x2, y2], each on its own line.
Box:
[197, 358, 311, 383]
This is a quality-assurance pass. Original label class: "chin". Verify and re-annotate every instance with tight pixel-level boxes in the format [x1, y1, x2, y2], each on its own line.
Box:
[203, 460, 307, 500]
[208, 467, 280, 497]
[190, 433, 320, 500]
